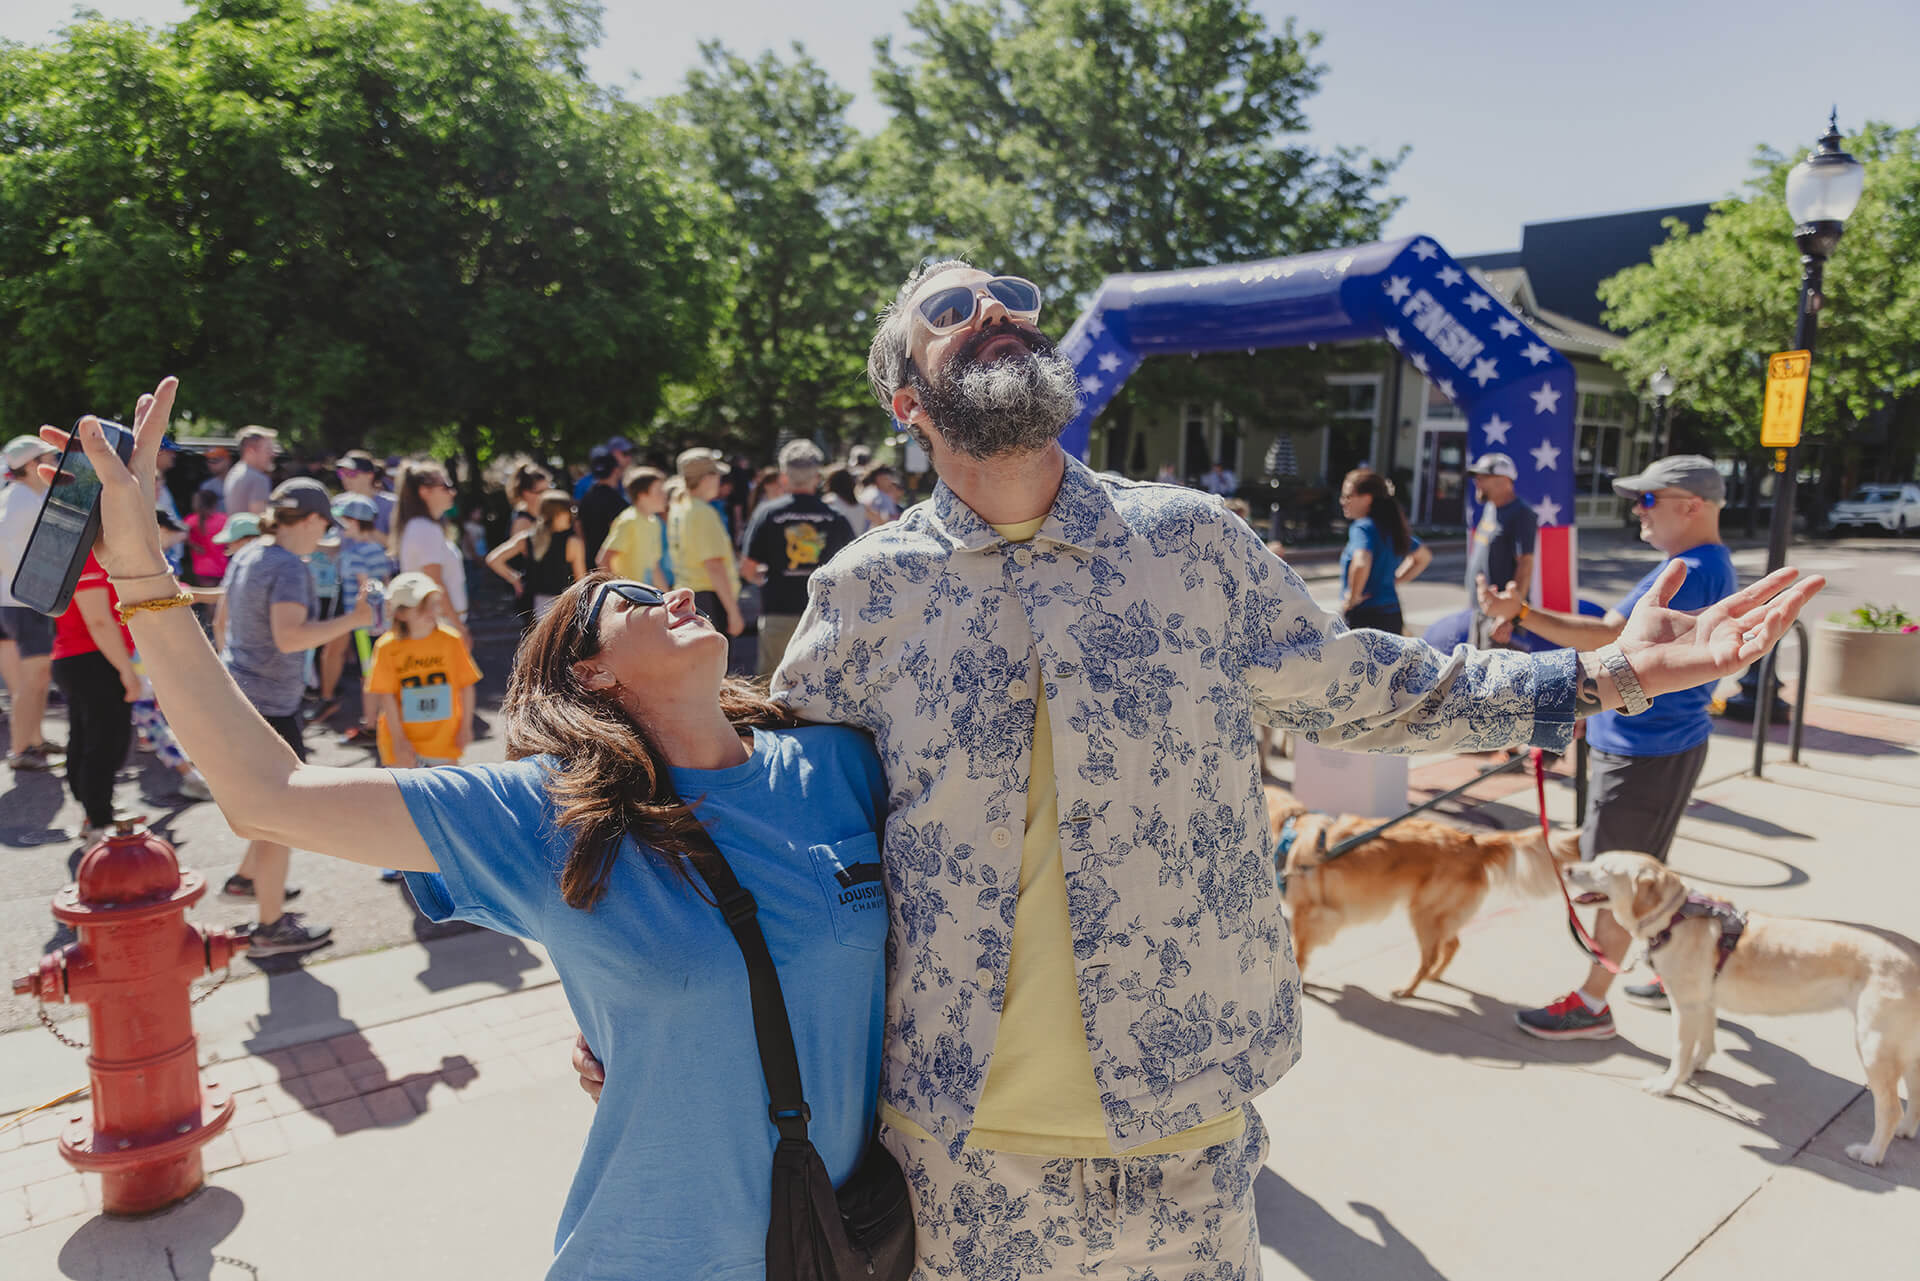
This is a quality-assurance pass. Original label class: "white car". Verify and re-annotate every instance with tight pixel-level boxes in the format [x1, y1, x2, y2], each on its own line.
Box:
[1827, 483, 1920, 535]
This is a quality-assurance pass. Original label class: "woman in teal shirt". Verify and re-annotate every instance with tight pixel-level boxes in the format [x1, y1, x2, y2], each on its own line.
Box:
[59, 381, 887, 1281]
[1337, 469, 1432, 634]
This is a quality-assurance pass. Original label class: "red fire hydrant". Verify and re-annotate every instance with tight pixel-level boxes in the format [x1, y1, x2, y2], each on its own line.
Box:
[12, 820, 251, 1216]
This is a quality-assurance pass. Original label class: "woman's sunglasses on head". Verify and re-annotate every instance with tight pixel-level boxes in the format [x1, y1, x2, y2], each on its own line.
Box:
[916, 276, 1042, 335]
[570, 580, 668, 659]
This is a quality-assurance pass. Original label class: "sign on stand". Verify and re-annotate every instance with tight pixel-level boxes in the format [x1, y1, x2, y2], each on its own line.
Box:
[1762, 350, 1811, 449]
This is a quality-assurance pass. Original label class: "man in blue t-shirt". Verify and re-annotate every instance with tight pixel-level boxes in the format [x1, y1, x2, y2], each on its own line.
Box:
[1478, 455, 1737, 1040]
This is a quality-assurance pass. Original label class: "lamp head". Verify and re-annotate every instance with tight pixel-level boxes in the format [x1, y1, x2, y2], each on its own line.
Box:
[1785, 109, 1865, 259]
[1649, 367, 1675, 399]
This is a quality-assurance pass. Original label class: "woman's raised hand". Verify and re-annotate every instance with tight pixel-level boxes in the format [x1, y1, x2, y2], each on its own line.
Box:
[37, 377, 177, 581]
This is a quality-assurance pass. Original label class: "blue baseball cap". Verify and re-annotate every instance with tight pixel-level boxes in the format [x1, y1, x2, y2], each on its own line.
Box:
[332, 493, 380, 523]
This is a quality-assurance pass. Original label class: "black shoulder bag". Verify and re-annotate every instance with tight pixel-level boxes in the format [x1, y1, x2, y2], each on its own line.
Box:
[681, 822, 915, 1281]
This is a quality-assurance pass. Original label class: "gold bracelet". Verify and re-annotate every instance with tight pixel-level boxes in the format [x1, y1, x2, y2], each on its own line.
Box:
[117, 590, 196, 624]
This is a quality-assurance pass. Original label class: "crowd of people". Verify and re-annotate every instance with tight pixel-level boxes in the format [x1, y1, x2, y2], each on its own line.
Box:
[0, 256, 1825, 1280]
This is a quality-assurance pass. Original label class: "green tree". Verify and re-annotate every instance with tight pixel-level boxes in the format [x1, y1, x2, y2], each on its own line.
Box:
[0, 0, 714, 472]
[671, 42, 908, 454]
[1599, 122, 1920, 483]
[869, 0, 1404, 457]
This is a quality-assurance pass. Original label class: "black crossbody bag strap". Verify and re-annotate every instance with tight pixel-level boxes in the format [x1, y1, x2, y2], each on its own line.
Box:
[680, 823, 813, 1143]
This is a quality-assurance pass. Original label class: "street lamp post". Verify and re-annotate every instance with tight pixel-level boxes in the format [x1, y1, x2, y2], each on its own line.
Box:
[1731, 109, 1866, 727]
[1649, 366, 1675, 457]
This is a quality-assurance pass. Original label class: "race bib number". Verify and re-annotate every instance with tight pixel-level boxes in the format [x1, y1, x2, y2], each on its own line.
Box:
[399, 673, 452, 723]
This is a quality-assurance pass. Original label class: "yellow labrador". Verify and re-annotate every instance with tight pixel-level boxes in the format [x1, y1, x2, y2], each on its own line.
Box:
[1566, 852, 1920, 1166]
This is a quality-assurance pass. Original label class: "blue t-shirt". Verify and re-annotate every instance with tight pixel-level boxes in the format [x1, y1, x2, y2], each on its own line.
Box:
[398, 726, 887, 1281]
[1339, 516, 1421, 612]
[1586, 543, 1738, 757]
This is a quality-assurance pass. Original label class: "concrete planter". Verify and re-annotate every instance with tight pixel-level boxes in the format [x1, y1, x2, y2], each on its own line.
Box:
[1808, 621, 1920, 704]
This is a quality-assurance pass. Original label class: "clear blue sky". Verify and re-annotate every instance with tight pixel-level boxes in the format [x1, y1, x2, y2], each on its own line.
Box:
[6, 0, 1917, 255]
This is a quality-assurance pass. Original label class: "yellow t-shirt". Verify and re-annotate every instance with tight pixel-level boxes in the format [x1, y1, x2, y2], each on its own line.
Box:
[602, 507, 664, 583]
[882, 516, 1244, 1158]
[668, 499, 737, 594]
[367, 625, 483, 764]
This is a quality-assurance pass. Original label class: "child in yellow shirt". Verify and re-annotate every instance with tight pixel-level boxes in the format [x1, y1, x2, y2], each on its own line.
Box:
[366, 573, 482, 769]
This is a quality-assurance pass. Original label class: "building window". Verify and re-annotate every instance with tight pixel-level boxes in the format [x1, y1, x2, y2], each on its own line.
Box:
[1575, 387, 1632, 498]
[1422, 380, 1460, 421]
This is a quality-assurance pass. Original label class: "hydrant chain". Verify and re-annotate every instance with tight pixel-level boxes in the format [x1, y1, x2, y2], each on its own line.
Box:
[37, 1001, 89, 1049]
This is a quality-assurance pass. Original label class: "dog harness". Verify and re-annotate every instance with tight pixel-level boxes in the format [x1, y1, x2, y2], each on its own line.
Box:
[1646, 893, 1748, 977]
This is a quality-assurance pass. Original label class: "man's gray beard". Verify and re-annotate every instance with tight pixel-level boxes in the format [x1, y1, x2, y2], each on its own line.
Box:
[918, 349, 1083, 461]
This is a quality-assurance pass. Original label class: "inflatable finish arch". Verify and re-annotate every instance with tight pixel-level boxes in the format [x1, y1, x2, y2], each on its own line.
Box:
[1057, 236, 1580, 612]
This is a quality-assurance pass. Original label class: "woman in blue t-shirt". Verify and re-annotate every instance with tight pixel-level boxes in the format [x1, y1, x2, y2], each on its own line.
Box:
[1337, 469, 1433, 635]
[73, 396, 887, 1281]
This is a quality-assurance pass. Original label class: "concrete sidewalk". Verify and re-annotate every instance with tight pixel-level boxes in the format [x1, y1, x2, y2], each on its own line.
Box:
[2, 694, 1916, 1279]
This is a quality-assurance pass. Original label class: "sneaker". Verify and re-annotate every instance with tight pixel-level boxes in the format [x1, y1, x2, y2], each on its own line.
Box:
[1623, 978, 1669, 1010]
[176, 773, 214, 802]
[379, 868, 404, 882]
[1515, 991, 1617, 1040]
[7, 746, 57, 772]
[247, 913, 333, 957]
[220, 876, 302, 903]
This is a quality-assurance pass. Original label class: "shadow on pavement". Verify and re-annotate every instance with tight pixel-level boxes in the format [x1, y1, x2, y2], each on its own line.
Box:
[1681, 799, 1810, 842]
[1710, 718, 1915, 760]
[396, 880, 543, 993]
[1, 770, 70, 847]
[1254, 1169, 1450, 1280]
[1668, 843, 1810, 892]
[56, 1186, 253, 1280]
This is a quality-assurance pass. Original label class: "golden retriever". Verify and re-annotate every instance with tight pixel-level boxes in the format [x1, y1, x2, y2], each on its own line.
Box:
[1271, 791, 1582, 999]
[1566, 852, 1920, 1166]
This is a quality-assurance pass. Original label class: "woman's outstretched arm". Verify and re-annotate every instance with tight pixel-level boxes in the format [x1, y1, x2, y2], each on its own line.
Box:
[41, 379, 436, 872]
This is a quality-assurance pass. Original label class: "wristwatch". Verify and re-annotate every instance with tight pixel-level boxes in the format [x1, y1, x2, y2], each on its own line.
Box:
[1595, 643, 1651, 715]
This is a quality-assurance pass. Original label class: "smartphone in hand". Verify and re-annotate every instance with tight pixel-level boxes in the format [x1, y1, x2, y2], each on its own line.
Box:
[10, 418, 137, 617]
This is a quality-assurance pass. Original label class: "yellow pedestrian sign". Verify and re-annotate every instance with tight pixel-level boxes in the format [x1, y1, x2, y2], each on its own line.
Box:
[1761, 350, 1811, 448]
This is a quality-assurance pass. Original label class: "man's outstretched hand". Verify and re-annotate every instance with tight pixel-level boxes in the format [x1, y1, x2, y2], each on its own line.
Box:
[1617, 562, 1825, 700]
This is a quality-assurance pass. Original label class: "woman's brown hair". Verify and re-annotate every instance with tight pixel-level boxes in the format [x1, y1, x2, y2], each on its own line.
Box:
[528, 489, 575, 563]
[391, 459, 451, 557]
[505, 572, 796, 909]
[1342, 468, 1414, 559]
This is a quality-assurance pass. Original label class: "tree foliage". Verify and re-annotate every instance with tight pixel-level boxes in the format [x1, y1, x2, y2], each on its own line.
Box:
[0, 0, 713, 462]
[670, 42, 909, 453]
[1599, 122, 1920, 469]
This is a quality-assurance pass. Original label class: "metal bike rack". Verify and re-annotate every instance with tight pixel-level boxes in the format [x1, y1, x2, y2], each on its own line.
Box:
[1751, 618, 1810, 779]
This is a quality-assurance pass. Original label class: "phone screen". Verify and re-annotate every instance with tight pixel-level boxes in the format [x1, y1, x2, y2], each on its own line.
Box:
[9, 420, 135, 616]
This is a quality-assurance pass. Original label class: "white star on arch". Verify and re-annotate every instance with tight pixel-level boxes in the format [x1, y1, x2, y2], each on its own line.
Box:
[1097, 351, 1123, 373]
[1530, 382, 1562, 415]
[1384, 276, 1412, 303]
[1411, 240, 1438, 260]
[1436, 379, 1455, 399]
[1084, 314, 1105, 338]
[1469, 357, 1499, 387]
[1493, 316, 1522, 339]
[1436, 266, 1464, 287]
[1534, 495, 1563, 526]
[1410, 352, 1429, 373]
[1482, 413, 1513, 444]
[1463, 292, 1492, 312]
[1080, 375, 1103, 395]
[1522, 342, 1552, 366]
[1384, 327, 1404, 348]
[1530, 439, 1561, 471]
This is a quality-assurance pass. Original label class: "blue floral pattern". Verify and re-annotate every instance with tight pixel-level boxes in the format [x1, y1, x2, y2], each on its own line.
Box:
[776, 455, 1576, 1150]
[880, 1107, 1269, 1279]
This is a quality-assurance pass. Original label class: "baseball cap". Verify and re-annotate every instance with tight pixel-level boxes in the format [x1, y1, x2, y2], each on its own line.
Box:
[1466, 453, 1517, 479]
[1612, 454, 1725, 504]
[3, 434, 54, 470]
[777, 439, 826, 472]
[677, 447, 730, 484]
[589, 446, 619, 479]
[385, 571, 442, 611]
[606, 435, 636, 455]
[268, 477, 338, 527]
[337, 450, 378, 474]
[332, 493, 379, 524]
[212, 512, 261, 544]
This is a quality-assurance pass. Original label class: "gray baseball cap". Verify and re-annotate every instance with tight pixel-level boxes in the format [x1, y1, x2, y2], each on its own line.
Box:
[1612, 454, 1725, 503]
[269, 477, 339, 527]
[777, 439, 826, 472]
[1466, 452, 1517, 479]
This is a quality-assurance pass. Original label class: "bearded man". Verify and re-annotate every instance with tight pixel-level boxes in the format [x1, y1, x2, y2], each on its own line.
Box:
[583, 260, 1820, 1278]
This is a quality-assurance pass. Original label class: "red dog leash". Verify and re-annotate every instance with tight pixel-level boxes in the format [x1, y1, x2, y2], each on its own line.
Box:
[1534, 747, 1622, 974]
